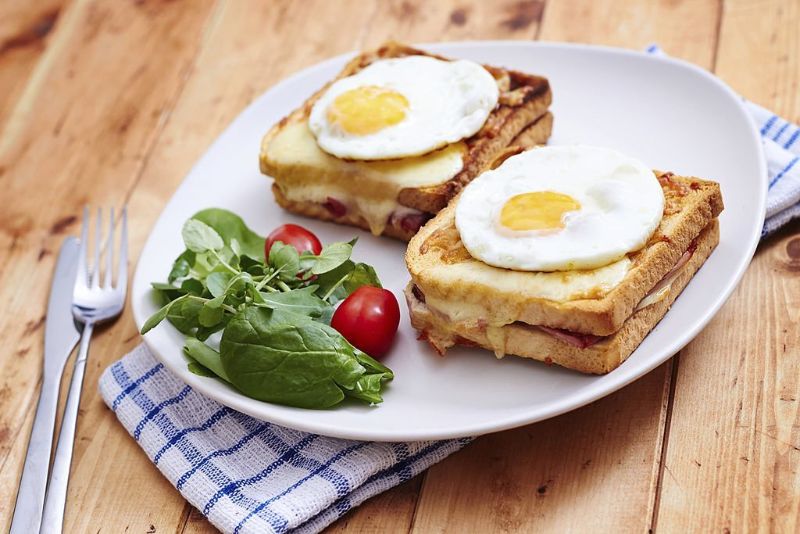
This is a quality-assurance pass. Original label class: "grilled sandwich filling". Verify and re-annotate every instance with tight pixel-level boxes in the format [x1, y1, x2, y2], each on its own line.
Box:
[410, 236, 699, 354]
[263, 120, 466, 236]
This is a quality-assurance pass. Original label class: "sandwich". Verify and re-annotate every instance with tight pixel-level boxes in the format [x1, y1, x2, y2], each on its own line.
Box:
[260, 41, 553, 240]
[405, 145, 723, 374]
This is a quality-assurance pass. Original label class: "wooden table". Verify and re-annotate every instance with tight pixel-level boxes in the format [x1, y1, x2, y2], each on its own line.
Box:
[1, 0, 798, 531]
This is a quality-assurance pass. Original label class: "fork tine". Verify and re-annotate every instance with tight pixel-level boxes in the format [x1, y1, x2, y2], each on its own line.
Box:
[116, 206, 128, 291]
[75, 206, 89, 289]
[91, 208, 102, 288]
[104, 207, 115, 289]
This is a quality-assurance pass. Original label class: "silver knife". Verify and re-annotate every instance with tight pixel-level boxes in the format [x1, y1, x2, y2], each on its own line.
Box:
[10, 237, 81, 534]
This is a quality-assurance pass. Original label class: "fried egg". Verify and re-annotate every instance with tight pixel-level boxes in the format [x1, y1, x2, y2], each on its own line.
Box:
[455, 145, 664, 272]
[308, 56, 499, 160]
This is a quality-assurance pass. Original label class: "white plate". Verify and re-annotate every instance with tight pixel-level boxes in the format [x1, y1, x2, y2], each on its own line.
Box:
[134, 42, 765, 441]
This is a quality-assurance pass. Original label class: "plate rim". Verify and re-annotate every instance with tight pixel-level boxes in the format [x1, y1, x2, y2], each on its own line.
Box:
[133, 40, 766, 441]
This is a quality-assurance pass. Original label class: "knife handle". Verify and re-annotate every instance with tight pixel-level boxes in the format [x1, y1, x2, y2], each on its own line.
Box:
[41, 323, 93, 534]
[10, 370, 65, 534]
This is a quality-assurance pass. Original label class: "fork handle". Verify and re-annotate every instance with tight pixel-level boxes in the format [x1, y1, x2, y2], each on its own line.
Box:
[40, 322, 94, 534]
[9, 369, 67, 534]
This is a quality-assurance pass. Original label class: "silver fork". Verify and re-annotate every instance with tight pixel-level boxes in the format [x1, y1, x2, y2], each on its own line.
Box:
[40, 207, 128, 533]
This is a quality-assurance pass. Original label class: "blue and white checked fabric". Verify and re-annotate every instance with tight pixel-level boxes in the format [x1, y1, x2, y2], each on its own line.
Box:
[646, 44, 800, 236]
[98, 345, 470, 534]
[99, 46, 800, 534]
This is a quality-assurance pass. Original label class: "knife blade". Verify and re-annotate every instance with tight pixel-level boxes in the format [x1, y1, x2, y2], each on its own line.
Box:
[10, 237, 81, 534]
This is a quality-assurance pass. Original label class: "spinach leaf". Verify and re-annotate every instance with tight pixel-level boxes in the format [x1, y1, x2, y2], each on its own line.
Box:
[182, 219, 224, 253]
[192, 208, 265, 259]
[346, 373, 389, 404]
[220, 307, 368, 409]
[184, 338, 229, 382]
[187, 361, 217, 377]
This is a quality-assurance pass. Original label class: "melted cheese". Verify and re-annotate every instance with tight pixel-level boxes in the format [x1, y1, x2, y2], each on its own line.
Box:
[418, 258, 630, 329]
[263, 120, 465, 235]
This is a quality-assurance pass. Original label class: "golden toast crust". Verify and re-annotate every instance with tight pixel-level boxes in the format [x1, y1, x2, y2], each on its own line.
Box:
[406, 173, 724, 335]
[406, 220, 720, 374]
[260, 41, 552, 229]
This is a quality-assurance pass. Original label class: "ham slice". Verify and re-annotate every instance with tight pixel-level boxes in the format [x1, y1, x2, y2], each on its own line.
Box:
[536, 325, 604, 349]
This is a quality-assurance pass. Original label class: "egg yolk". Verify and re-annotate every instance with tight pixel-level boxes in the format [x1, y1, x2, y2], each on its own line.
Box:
[326, 85, 409, 135]
[499, 191, 581, 231]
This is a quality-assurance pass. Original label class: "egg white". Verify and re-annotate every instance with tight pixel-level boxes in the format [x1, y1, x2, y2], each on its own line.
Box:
[308, 56, 499, 160]
[455, 145, 665, 272]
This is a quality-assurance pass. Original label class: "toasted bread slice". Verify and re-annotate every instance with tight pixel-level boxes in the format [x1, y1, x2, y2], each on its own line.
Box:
[406, 219, 719, 374]
[406, 172, 724, 336]
[261, 41, 552, 238]
[271, 112, 554, 242]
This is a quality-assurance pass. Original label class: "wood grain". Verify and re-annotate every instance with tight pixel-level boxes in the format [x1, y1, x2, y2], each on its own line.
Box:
[539, 0, 721, 66]
[413, 365, 673, 533]
[654, 0, 800, 531]
[0, 0, 218, 531]
[0, 0, 796, 532]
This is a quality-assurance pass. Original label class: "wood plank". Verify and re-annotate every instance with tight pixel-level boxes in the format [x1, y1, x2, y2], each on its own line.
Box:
[0, 0, 67, 135]
[360, 0, 543, 46]
[411, 1, 721, 532]
[413, 365, 672, 533]
[654, 0, 800, 530]
[0, 0, 218, 531]
[539, 0, 720, 66]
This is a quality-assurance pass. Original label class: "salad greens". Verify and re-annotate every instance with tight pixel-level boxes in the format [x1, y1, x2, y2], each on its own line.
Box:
[141, 208, 393, 409]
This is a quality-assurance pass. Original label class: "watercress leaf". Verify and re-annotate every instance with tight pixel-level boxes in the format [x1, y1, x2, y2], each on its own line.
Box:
[313, 260, 355, 303]
[182, 219, 225, 253]
[206, 271, 233, 298]
[229, 238, 241, 256]
[151, 282, 185, 302]
[311, 241, 353, 275]
[268, 241, 300, 280]
[180, 278, 205, 296]
[258, 286, 329, 318]
[167, 296, 204, 335]
[219, 307, 367, 409]
[343, 263, 382, 294]
[184, 338, 230, 381]
[141, 294, 189, 334]
[199, 302, 224, 327]
[191, 208, 265, 259]
[205, 294, 225, 309]
[239, 254, 264, 275]
[151, 282, 178, 291]
[168, 250, 195, 283]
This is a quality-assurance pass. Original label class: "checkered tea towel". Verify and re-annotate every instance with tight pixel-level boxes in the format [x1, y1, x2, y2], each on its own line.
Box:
[99, 345, 470, 534]
[647, 44, 800, 236]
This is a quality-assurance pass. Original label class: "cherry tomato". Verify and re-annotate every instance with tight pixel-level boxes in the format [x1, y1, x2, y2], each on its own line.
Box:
[265, 224, 322, 257]
[331, 286, 400, 358]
